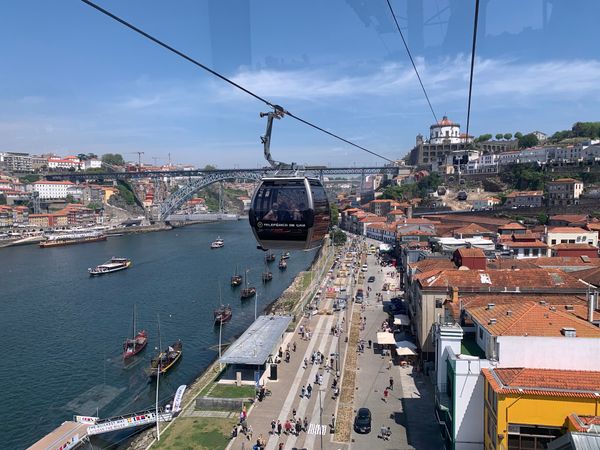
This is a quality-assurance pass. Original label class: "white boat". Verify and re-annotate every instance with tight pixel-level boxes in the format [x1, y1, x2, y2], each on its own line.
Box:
[89, 257, 132, 276]
[210, 237, 224, 249]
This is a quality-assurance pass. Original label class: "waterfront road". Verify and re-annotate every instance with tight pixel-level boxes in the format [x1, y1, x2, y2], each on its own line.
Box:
[226, 238, 445, 450]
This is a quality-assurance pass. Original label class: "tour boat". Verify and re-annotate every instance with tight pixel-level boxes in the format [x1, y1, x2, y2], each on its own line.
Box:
[231, 265, 242, 287]
[240, 269, 256, 299]
[123, 305, 147, 360]
[278, 258, 287, 270]
[210, 237, 224, 249]
[40, 231, 106, 248]
[262, 270, 273, 283]
[265, 252, 276, 263]
[148, 340, 183, 377]
[89, 257, 132, 276]
[281, 252, 290, 260]
[214, 304, 232, 325]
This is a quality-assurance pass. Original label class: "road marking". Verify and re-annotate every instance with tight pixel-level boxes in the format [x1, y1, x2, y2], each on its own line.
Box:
[307, 423, 328, 435]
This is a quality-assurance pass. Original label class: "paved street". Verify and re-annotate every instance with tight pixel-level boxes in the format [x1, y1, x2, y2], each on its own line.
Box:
[226, 237, 445, 450]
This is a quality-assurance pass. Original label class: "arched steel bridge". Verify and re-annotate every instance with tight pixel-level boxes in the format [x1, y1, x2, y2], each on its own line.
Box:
[46, 166, 405, 220]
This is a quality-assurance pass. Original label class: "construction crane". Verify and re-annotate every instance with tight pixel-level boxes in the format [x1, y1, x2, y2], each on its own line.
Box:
[125, 152, 145, 171]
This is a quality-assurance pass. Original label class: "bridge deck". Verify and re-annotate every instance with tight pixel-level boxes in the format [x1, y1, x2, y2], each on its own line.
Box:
[27, 421, 89, 450]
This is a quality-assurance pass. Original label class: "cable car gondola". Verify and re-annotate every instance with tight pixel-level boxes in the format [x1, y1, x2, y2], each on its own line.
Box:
[248, 107, 331, 251]
[249, 177, 330, 250]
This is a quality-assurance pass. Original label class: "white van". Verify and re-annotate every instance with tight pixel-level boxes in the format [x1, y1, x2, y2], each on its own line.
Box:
[361, 264, 368, 272]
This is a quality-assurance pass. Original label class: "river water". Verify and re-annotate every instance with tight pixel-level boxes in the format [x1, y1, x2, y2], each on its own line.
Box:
[0, 221, 316, 449]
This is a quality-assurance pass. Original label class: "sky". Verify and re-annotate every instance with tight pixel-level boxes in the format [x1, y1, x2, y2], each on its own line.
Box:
[1, 0, 599, 168]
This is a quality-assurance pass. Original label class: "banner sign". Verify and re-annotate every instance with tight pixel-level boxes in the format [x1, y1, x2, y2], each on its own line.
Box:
[74, 415, 98, 424]
[172, 385, 187, 412]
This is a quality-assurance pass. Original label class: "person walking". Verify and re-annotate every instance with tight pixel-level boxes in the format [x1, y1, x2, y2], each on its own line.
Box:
[271, 419, 276, 435]
[247, 424, 253, 441]
[388, 359, 393, 370]
[319, 373, 324, 385]
[306, 383, 312, 398]
[277, 420, 282, 435]
[331, 413, 336, 431]
[303, 416, 309, 432]
[295, 419, 302, 436]
[300, 385, 305, 398]
[383, 387, 389, 402]
[389, 376, 394, 390]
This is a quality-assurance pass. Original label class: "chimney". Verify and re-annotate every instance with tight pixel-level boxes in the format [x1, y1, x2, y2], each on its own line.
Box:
[488, 318, 497, 325]
[407, 205, 413, 219]
[506, 310, 512, 316]
[452, 286, 459, 303]
[487, 303, 495, 310]
[588, 291, 596, 323]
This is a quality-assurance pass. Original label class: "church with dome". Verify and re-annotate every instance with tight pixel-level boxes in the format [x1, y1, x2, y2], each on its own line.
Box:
[408, 115, 516, 170]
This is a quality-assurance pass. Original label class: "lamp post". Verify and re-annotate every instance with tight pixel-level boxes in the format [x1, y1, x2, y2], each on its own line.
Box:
[318, 388, 324, 450]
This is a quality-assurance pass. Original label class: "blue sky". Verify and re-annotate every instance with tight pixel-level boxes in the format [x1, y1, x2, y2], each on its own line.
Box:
[1, 0, 599, 168]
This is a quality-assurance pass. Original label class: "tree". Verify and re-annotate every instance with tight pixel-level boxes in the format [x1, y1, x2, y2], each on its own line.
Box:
[330, 229, 347, 246]
[330, 203, 339, 226]
[518, 133, 539, 148]
[503, 133, 513, 140]
[77, 153, 88, 161]
[101, 153, 125, 166]
[537, 213, 549, 225]
[514, 132, 523, 139]
[0, 194, 6, 205]
[203, 164, 217, 171]
[475, 134, 492, 142]
[495, 133, 503, 140]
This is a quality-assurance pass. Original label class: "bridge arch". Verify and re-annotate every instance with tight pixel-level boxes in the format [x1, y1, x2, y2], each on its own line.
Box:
[159, 170, 265, 220]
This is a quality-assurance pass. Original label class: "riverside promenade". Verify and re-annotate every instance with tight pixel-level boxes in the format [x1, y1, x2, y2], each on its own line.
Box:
[226, 239, 444, 450]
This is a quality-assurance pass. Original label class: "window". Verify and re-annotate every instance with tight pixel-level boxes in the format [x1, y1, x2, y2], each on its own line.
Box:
[479, 327, 484, 340]
[506, 424, 561, 450]
[551, 239, 556, 245]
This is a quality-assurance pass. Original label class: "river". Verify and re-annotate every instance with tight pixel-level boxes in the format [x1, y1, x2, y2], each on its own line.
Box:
[0, 221, 317, 449]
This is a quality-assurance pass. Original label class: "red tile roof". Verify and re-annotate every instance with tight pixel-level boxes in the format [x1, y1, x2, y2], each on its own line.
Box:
[567, 414, 600, 432]
[505, 190, 543, 198]
[548, 226, 592, 234]
[552, 243, 598, 250]
[445, 293, 587, 321]
[452, 223, 495, 236]
[498, 222, 527, 230]
[456, 247, 486, 258]
[483, 367, 600, 398]
[550, 214, 588, 223]
[503, 240, 548, 249]
[548, 178, 581, 183]
[575, 266, 600, 286]
[466, 301, 600, 337]
[33, 180, 75, 185]
[417, 268, 588, 291]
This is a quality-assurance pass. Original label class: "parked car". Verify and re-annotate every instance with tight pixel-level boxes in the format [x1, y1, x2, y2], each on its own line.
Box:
[361, 264, 368, 272]
[354, 407, 372, 433]
[368, 276, 375, 283]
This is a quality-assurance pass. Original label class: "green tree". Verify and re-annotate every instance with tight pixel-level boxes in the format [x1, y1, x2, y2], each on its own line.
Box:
[495, 133, 503, 140]
[572, 121, 600, 138]
[537, 213, 549, 225]
[77, 153, 88, 161]
[65, 194, 75, 203]
[503, 133, 512, 140]
[330, 229, 347, 246]
[518, 133, 539, 148]
[19, 174, 40, 183]
[0, 194, 6, 205]
[203, 164, 217, 171]
[514, 132, 523, 139]
[101, 153, 125, 166]
[87, 202, 102, 210]
[330, 203, 339, 225]
[475, 133, 492, 142]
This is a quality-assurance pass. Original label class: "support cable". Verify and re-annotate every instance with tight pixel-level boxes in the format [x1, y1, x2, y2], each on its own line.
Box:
[465, 0, 481, 143]
[80, 0, 393, 163]
[386, 0, 438, 124]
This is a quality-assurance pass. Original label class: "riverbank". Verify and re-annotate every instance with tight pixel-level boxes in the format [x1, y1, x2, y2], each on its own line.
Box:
[126, 240, 335, 450]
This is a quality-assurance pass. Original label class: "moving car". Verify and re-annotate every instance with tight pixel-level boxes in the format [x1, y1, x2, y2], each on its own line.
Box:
[354, 407, 372, 433]
[368, 276, 375, 283]
[361, 264, 368, 272]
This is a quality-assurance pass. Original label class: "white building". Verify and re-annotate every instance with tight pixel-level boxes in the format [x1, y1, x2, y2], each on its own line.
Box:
[47, 156, 80, 171]
[516, 147, 548, 164]
[531, 130, 547, 141]
[430, 116, 465, 145]
[545, 226, 598, 247]
[33, 181, 75, 199]
[80, 159, 102, 170]
[471, 197, 500, 211]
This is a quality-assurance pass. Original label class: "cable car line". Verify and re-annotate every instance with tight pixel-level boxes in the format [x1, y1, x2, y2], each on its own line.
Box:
[79, 0, 393, 163]
[386, 0, 438, 124]
[465, 0, 481, 143]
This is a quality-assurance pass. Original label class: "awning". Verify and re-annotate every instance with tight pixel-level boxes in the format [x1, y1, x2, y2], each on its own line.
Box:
[395, 340, 417, 351]
[377, 332, 396, 345]
[396, 347, 416, 356]
[393, 314, 410, 326]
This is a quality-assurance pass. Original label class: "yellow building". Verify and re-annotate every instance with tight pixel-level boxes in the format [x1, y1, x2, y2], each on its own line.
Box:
[482, 367, 600, 450]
